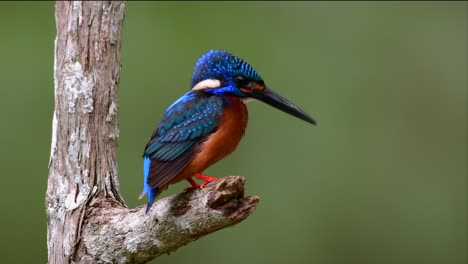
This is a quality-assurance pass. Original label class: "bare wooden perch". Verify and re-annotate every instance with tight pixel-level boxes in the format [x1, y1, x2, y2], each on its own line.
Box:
[46, 2, 259, 263]
[79, 177, 259, 263]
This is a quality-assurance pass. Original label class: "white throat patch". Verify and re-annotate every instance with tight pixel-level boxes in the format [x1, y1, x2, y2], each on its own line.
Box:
[192, 79, 221, 91]
[242, 97, 257, 104]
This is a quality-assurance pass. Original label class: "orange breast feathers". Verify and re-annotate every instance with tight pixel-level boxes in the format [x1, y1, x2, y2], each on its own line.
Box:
[168, 95, 248, 184]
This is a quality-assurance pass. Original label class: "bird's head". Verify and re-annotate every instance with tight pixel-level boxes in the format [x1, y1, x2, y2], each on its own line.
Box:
[190, 50, 317, 125]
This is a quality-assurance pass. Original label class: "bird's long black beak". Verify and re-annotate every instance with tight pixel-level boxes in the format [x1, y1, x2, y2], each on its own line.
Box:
[250, 86, 317, 125]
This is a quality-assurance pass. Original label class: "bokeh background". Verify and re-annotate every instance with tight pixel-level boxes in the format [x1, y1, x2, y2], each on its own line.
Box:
[0, 2, 466, 264]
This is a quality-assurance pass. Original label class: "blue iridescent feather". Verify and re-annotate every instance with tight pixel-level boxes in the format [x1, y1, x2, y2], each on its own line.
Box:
[142, 157, 159, 213]
[142, 90, 224, 213]
[142, 157, 151, 195]
[191, 50, 263, 88]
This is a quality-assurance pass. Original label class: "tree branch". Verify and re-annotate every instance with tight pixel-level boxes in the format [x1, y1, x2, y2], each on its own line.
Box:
[79, 176, 258, 264]
[46, 2, 259, 264]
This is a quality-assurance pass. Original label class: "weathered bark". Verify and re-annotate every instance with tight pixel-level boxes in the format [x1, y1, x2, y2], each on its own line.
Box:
[79, 176, 258, 264]
[46, 2, 259, 264]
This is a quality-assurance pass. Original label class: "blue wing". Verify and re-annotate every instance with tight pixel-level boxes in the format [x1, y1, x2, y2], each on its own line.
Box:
[142, 90, 224, 196]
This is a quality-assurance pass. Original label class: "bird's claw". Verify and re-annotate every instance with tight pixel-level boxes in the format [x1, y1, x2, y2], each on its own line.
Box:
[184, 174, 219, 192]
[184, 177, 200, 192]
[195, 173, 219, 189]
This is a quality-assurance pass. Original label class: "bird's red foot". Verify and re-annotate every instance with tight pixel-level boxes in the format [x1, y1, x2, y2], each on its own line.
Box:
[184, 177, 200, 192]
[195, 173, 219, 189]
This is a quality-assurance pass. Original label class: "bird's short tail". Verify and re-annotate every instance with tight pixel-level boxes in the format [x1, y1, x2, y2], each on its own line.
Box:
[140, 157, 159, 214]
[145, 187, 159, 214]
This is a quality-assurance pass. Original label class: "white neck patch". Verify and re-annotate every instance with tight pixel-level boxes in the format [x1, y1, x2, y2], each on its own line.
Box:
[242, 97, 257, 104]
[192, 79, 221, 91]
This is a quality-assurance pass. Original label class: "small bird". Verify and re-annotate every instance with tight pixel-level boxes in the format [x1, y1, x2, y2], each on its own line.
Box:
[140, 50, 316, 213]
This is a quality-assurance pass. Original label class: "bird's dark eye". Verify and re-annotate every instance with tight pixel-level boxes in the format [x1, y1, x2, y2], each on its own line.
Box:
[235, 76, 253, 90]
[234, 76, 246, 83]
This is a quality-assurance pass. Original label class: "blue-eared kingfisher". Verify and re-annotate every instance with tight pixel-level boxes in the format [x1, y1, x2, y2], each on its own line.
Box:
[140, 50, 317, 213]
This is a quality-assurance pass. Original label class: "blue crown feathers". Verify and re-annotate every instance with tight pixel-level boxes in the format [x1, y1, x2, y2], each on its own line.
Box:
[191, 50, 263, 88]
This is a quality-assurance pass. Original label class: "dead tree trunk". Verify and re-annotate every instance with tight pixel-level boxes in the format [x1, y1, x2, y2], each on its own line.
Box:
[46, 2, 259, 263]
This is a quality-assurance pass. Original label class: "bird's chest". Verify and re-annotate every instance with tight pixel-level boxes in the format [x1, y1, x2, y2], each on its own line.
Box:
[195, 95, 248, 167]
[216, 95, 249, 151]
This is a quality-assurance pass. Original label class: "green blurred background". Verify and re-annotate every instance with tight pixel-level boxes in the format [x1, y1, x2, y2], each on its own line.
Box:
[0, 2, 466, 264]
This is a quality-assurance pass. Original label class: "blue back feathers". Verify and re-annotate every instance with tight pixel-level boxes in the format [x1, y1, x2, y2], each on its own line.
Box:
[142, 91, 224, 213]
[191, 50, 263, 87]
[145, 92, 223, 161]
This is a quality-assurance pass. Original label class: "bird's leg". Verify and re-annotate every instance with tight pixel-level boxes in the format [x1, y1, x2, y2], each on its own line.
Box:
[195, 173, 219, 189]
[184, 177, 200, 192]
